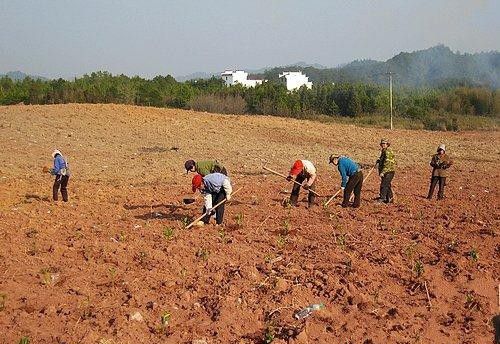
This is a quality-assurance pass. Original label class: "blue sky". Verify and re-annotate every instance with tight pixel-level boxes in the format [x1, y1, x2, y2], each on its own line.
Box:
[0, 0, 498, 78]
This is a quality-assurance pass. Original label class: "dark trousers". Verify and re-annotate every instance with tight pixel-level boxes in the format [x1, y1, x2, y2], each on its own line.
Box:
[379, 172, 394, 202]
[342, 171, 363, 208]
[203, 190, 226, 224]
[290, 173, 315, 206]
[53, 175, 69, 202]
[427, 176, 446, 199]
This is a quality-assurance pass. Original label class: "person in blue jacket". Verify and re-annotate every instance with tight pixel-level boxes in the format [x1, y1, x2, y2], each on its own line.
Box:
[50, 149, 70, 202]
[329, 154, 363, 208]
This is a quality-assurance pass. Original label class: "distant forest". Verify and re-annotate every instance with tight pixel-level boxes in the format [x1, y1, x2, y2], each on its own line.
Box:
[255, 45, 500, 88]
[0, 45, 498, 131]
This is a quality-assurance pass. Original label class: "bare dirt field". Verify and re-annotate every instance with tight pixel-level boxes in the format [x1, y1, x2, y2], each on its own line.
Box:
[0, 104, 499, 344]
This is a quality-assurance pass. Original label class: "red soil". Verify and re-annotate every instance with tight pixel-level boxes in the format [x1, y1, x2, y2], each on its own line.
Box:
[0, 104, 498, 343]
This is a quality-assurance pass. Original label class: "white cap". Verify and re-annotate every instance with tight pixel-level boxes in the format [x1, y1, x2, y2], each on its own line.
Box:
[438, 144, 446, 152]
[52, 149, 61, 158]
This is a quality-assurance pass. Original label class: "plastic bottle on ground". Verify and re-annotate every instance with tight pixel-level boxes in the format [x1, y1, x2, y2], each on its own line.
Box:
[294, 303, 325, 320]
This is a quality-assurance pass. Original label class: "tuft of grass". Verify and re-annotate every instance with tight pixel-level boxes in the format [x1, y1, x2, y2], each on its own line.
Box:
[163, 227, 174, 240]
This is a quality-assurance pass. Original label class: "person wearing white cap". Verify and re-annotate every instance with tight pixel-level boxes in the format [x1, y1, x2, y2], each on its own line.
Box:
[427, 144, 453, 200]
[50, 149, 70, 202]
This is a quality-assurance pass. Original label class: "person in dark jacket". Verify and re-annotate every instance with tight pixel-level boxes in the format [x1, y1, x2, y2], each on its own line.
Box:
[185, 159, 227, 176]
[427, 144, 453, 200]
[192, 172, 233, 225]
[50, 149, 70, 202]
[376, 138, 396, 203]
[329, 155, 363, 208]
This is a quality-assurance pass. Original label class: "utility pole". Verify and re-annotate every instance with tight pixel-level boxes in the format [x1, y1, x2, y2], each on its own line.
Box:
[388, 72, 394, 130]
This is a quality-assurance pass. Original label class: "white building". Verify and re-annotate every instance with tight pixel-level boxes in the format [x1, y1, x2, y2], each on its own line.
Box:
[278, 71, 313, 91]
[221, 70, 264, 87]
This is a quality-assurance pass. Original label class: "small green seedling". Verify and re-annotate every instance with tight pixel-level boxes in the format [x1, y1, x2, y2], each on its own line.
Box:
[137, 251, 148, 265]
[218, 228, 228, 243]
[161, 311, 171, 328]
[276, 234, 287, 249]
[108, 267, 117, 279]
[19, 337, 30, 344]
[196, 248, 209, 261]
[405, 242, 418, 260]
[163, 227, 174, 240]
[282, 219, 291, 235]
[117, 231, 127, 242]
[336, 233, 347, 249]
[264, 325, 275, 343]
[413, 260, 424, 277]
[468, 248, 479, 262]
[39, 268, 52, 286]
[465, 293, 474, 304]
[235, 213, 244, 227]
[181, 217, 191, 227]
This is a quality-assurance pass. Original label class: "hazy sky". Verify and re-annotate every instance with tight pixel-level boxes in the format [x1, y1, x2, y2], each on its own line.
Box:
[1, 0, 498, 78]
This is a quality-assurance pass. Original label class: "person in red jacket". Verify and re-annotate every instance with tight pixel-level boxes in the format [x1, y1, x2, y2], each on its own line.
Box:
[286, 160, 317, 207]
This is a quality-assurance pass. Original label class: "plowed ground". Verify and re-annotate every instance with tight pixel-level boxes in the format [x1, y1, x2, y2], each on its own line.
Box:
[0, 104, 499, 344]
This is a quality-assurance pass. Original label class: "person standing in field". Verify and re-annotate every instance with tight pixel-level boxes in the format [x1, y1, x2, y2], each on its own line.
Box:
[191, 172, 232, 226]
[329, 155, 363, 208]
[286, 160, 317, 207]
[427, 144, 453, 200]
[185, 159, 227, 176]
[50, 149, 70, 202]
[376, 138, 396, 203]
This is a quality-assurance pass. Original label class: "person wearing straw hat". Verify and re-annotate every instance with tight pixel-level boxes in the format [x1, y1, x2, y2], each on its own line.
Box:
[427, 144, 453, 200]
[376, 138, 396, 203]
[329, 154, 363, 208]
[49, 149, 70, 202]
[192, 172, 232, 225]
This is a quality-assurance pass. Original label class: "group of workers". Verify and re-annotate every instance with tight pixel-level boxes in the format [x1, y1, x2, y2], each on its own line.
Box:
[47, 139, 452, 227]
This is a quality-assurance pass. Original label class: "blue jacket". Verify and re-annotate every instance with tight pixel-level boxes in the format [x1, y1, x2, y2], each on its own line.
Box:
[203, 173, 227, 193]
[53, 154, 69, 176]
[337, 156, 359, 187]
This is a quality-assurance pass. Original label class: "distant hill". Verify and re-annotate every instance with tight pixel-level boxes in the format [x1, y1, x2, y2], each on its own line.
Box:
[178, 45, 500, 88]
[0, 71, 47, 81]
[260, 45, 500, 88]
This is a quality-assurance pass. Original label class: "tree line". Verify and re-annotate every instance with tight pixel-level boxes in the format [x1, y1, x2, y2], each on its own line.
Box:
[0, 71, 498, 130]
